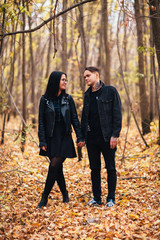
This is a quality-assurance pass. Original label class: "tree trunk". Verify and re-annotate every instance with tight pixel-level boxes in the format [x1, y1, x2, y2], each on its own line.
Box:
[78, 4, 87, 93]
[21, 0, 27, 152]
[1, 110, 7, 144]
[134, 0, 150, 135]
[27, 2, 36, 127]
[7, 16, 19, 121]
[142, 1, 149, 87]
[68, 10, 74, 94]
[0, 0, 6, 56]
[149, 0, 160, 144]
[62, 0, 67, 73]
[150, 24, 154, 122]
[123, 9, 128, 73]
[101, 0, 110, 85]
[149, 0, 160, 70]
[123, 1, 130, 125]
[0, 0, 6, 115]
[97, 23, 103, 71]
[45, 0, 53, 78]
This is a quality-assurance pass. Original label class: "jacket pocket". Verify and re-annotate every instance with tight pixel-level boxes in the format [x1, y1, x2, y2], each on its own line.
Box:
[102, 99, 113, 113]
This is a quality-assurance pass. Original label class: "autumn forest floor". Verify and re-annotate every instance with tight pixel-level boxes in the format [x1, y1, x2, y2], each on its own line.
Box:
[0, 117, 160, 240]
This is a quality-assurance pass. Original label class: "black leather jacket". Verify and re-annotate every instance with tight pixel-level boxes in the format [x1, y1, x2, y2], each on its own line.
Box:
[81, 82, 122, 142]
[38, 93, 83, 147]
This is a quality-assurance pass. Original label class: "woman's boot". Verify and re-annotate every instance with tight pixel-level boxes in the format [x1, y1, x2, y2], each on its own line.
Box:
[63, 190, 69, 203]
[37, 193, 48, 208]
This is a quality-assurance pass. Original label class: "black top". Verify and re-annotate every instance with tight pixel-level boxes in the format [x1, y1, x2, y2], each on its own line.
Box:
[54, 94, 64, 123]
[88, 88, 103, 136]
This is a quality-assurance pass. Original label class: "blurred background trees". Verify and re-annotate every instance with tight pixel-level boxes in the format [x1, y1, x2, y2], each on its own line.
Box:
[0, 0, 160, 147]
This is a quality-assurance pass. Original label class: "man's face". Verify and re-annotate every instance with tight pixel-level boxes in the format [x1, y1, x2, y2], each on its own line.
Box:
[84, 70, 98, 86]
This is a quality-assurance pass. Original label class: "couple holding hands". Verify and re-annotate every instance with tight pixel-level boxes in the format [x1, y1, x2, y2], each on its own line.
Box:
[37, 66, 122, 208]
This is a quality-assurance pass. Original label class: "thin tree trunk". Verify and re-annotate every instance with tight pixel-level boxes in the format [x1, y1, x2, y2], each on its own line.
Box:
[101, 0, 110, 85]
[7, 30, 14, 121]
[142, 0, 149, 88]
[123, 0, 130, 134]
[97, 24, 102, 69]
[27, 2, 36, 127]
[1, 110, 8, 144]
[78, 3, 87, 93]
[62, 0, 67, 73]
[14, 35, 22, 118]
[134, 0, 150, 135]
[123, 1, 127, 73]
[150, 24, 154, 122]
[152, 53, 160, 144]
[0, 0, 6, 114]
[0, 0, 6, 56]
[149, 0, 160, 143]
[45, 0, 54, 78]
[68, 10, 74, 94]
[7, 14, 19, 121]
[149, 0, 160, 70]
[21, 0, 27, 152]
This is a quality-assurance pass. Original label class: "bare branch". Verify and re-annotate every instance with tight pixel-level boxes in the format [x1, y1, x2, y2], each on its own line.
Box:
[0, 168, 30, 174]
[0, 0, 96, 39]
[121, 177, 148, 180]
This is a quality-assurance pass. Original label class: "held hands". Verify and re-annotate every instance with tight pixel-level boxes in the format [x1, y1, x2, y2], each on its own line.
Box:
[110, 137, 118, 149]
[77, 141, 85, 148]
[41, 146, 47, 151]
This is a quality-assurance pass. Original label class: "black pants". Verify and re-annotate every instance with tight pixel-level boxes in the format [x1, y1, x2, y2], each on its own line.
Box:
[43, 157, 67, 197]
[86, 134, 117, 202]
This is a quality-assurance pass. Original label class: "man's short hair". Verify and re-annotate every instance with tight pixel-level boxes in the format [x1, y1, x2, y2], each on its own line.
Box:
[85, 66, 100, 75]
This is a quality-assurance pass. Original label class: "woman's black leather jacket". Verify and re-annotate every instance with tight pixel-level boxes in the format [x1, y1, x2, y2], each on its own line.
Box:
[38, 93, 83, 147]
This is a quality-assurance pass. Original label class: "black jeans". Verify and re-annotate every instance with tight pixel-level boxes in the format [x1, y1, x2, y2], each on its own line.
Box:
[86, 134, 117, 202]
[43, 157, 67, 197]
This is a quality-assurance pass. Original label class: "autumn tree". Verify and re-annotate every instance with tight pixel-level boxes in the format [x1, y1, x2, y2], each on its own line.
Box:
[101, 0, 110, 85]
[149, 0, 160, 143]
[134, 0, 150, 135]
[62, 0, 68, 73]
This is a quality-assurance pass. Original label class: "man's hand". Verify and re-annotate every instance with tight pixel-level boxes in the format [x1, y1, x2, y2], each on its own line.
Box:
[42, 146, 47, 151]
[110, 137, 118, 149]
[77, 141, 85, 147]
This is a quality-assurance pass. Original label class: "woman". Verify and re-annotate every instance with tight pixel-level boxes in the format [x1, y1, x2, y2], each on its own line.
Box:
[37, 71, 84, 208]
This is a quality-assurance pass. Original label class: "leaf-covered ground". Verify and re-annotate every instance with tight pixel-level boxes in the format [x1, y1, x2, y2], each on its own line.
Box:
[0, 118, 160, 240]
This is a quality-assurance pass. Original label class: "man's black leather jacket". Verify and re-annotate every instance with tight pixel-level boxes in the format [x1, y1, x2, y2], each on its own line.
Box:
[38, 93, 83, 147]
[81, 82, 122, 142]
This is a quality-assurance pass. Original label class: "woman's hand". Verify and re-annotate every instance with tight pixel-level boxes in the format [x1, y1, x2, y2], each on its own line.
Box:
[41, 146, 47, 151]
[77, 141, 85, 147]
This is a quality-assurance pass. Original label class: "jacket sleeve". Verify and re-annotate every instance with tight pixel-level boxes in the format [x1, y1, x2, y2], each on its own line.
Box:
[112, 88, 122, 138]
[69, 95, 84, 143]
[38, 96, 47, 147]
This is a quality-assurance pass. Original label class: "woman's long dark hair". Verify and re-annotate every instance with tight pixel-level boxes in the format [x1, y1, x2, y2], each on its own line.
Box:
[44, 71, 67, 99]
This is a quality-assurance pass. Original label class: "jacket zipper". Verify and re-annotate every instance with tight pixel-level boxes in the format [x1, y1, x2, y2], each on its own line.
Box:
[96, 96, 106, 141]
[46, 100, 55, 136]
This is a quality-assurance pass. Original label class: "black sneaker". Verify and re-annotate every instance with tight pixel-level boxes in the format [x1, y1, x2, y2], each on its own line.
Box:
[106, 199, 115, 207]
[86, 198, 102, 206]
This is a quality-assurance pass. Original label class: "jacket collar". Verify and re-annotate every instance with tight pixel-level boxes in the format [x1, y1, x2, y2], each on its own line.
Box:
[84, 81, 105, 96]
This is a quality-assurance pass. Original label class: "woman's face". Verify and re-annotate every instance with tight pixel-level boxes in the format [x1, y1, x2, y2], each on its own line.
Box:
[59, 74, 67, 91]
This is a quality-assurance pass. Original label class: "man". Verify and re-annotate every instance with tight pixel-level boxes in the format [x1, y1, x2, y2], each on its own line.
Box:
[81, 66, 122, 207]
